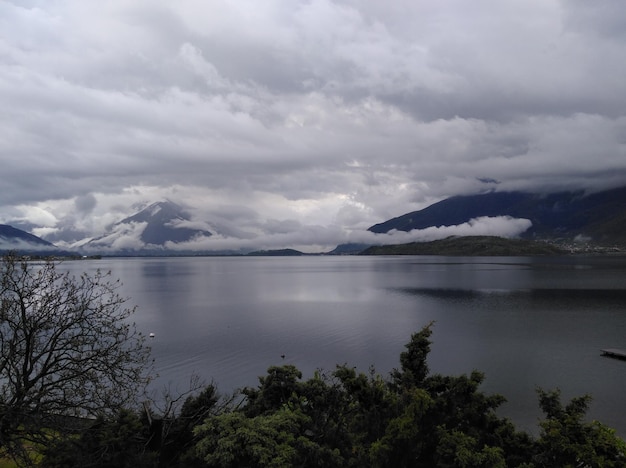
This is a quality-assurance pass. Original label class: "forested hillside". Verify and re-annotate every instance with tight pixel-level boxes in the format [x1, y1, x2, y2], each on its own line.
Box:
[361, 236, 565, 256]
[369, 186, 626, 246]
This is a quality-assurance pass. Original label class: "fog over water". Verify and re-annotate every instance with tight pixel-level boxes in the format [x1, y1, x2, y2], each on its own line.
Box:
[62, 255, 626, 436]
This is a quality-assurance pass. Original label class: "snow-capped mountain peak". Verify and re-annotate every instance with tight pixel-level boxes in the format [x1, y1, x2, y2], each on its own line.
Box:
[83, 201, 212, 252]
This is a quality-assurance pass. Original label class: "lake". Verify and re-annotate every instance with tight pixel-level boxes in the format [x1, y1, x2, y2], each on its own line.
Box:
[61, 255, 626, 437]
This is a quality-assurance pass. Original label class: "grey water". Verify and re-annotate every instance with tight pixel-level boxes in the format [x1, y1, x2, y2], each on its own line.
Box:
[62, 255, 626, 437]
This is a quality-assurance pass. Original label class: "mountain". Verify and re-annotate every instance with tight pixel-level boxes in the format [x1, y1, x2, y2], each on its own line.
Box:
[369, 186, 626, 245]
[247, 248, 305, 256]
[327, 243, 373, 255]
[83, 201, 212, 253]
[0, 224, 61, 255]
[118, 201, 212, 245]
[361, 236, 565, 256]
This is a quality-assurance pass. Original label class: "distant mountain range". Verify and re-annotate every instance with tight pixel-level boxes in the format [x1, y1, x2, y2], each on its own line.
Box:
[1, 186, 625, 256]
[0, 201, 215, 256]
[369, 185, 626, 246]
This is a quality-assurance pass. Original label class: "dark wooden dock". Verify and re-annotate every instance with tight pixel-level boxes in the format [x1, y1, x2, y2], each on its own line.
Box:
[601, 349, 626, 360]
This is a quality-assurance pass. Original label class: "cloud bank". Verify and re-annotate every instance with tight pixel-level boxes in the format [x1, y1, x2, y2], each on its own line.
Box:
[73, 215, 531, 254]
[0, 1, 624, 250]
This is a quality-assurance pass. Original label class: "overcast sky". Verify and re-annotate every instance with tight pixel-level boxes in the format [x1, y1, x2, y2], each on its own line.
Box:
[1, 0, 625, 251]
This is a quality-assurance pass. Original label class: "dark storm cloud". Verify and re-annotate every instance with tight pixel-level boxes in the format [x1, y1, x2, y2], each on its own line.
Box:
[562, 0, 626, 39]
[0, 0, 625, 251]
[75, 194, 97, 215]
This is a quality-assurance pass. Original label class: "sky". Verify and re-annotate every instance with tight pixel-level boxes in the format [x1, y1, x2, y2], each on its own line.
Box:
[1, 0, 625, 252]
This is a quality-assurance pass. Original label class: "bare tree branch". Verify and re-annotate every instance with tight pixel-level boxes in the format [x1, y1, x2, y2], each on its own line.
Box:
[0, 254, 153, 467]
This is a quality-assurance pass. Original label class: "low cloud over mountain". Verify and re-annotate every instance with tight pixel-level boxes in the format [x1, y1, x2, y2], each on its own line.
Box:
[2, 2, 626, 254]
[368, 186, 626, 245]
[3, 185, 623, 256]
[80, 201, 212, 253]
[0, 224, 59, 254]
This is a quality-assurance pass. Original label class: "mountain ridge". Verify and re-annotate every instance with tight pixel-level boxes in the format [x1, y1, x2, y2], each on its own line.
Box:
[0, 224, 73, 256]
[2, 185, 625, 256]
[368, 185, 626, 245]
[84, 201, 212, 252]
[360, 235, 566, 256]
[0, 224, 55, 247]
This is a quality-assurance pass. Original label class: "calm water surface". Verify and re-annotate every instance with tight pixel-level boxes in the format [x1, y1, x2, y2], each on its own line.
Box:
[62, 255, 626, 436]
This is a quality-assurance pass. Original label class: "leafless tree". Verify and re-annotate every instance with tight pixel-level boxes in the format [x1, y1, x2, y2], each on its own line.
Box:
[0, 254, 152, 466]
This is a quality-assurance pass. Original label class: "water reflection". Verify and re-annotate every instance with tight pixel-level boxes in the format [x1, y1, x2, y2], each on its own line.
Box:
[57, 256, 626, 437]
[391, 283, 626, 435]
[397, 287, 626, 302]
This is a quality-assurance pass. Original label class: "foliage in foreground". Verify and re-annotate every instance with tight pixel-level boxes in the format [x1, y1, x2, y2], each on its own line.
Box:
[0, 255, 152, 466]
[42, 324, 625, 468]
